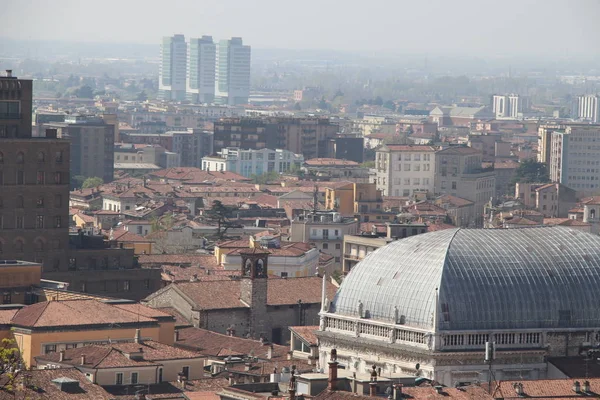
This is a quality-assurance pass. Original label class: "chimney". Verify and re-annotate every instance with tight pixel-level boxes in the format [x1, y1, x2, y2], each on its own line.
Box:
[289, 368, 297, 400]
[583, 380, 591, 393]
[80, 355, 86, 365]
[267, 344, 273, 360]
[513, 383, 523, 396]
[328, 348, 338, 391]
[369, 366, 378, 397]
[134, 328, 142, 344]
[434, 386, 443, 395]
[393, 384, 403, 400]
[5, 70, 12, 78]
[573, 381, 581, 393]
[174, 329, 179, 342]
[59, 350, 65, 362]
[190, 274, 198, 282]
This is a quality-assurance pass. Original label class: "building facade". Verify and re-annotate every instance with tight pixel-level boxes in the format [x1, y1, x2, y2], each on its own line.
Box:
[187, 36, 217, 104]
[202, 147, 304, 177]
[44, 115, 115, 183]
[216, 37, 251, 105]
[159, 34, 188, 101]
[548, 125, 600, 194]
[375, 145, 436, 197]
[491, 94, 529, 119]
[434, 146, 495, 226]
[0, 69, 32, 138]
[318, 227, 600, 387]
[573, 94, 600, 123]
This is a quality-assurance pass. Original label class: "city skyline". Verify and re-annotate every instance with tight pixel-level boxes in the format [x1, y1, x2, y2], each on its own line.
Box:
[1, 0, 600, 57]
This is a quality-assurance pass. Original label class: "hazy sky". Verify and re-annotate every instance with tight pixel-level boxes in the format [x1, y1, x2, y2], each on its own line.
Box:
[2, 0, 599, 56]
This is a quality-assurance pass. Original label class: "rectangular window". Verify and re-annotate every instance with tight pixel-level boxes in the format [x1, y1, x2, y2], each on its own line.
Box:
[55, 216, 62, 228]
[116, 373, 123, 385]
[452, 182, 457, 190]
[44, 344, 57, 354]
[124, 280, 130, 291]
[68, 258, 76, 271]
[131, 372, 138, 384]
[37, 171, 45, 184]
[2, 293, 11, 304]
[36, 215, 44, 229]
[66, 343, 78, 349]
[144, 279, 150, 289]
[16, 216, 24, 229]
[54, 172, 62, 184]
[16, 170, 24, 185]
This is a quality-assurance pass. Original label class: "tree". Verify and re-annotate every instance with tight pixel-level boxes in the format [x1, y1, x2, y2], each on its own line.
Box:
[74, 85, 94, 99]
[251, 171, 280, 184]
[318, 96, 328, 110]
[383, 100, 395, 110]
[203, 200, 237, 240]
[136, 91, 148, 101]
[374, 96, 384, 106]
[293, 102, 302, 111]
[511, 159, 550, 185]
[0, 338, 22, 391]
[82, 177, 104, 189]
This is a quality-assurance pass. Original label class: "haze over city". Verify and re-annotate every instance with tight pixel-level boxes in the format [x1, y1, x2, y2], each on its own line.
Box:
[2, 0, 600, 57]
[4, 1, 600, 399]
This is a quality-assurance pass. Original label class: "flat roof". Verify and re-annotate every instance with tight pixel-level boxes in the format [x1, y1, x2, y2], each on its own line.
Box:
[0, 260, 42, 267]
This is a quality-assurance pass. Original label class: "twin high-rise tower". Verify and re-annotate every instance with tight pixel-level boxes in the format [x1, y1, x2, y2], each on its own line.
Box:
[159, 34, 251, 106]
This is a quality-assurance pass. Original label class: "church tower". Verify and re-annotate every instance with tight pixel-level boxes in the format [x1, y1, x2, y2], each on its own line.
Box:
[240, 248, 269, 340]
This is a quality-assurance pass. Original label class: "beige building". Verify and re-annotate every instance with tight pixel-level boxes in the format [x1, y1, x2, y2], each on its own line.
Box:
[289, 211, 360, 271]
[548, 124, 600, 195]
[434, 146, 495, 226]
[515, 182, 577, 218]
[375, 144, 436, 197]
[352, 116, 397, 137]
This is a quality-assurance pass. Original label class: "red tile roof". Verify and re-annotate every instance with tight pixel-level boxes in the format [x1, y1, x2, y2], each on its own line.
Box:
[10, 300, 157, 328]
[5, 368, 113, 399]
[289, 325, 318, 346]
[382, 145, 437, 152]
[493, 378, 600, 399]
[304, 158, 360, 166]
[175, 327, 288, 358]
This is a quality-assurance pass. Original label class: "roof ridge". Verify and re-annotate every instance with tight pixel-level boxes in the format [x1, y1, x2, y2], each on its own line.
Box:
[29, 301, 51, 327]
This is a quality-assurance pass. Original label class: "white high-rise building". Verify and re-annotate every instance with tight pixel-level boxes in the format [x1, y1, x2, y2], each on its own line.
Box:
[186, 36, 216, 104]
[573, 94, 600, 123]
[491, 94, 529, 119]
[159, 34, 187, 101]
[216, 37, 251, 105]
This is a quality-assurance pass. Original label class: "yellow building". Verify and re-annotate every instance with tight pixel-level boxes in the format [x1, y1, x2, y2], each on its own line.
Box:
[325, 183, 394, 222]
[6, 299, 175, 367]
[0, 260, 42, 305]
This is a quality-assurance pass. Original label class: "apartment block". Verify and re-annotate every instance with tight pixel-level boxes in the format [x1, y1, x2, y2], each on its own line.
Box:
[375, 144, 436, 197]
[43, 115, 115, 183]
[159, 34, 187, 101]
[572, 94, 600, 123]
[216, 37, 251, 105]
[434, 146, 495, 226]
[187, 36, 217, 104]
[491, 94, 530, 119]
[548, 125, 600, 194]
[202, 147, 303, 177]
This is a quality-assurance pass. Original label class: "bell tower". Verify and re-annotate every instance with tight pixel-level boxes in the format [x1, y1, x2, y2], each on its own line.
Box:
[240, 248, 269, 339]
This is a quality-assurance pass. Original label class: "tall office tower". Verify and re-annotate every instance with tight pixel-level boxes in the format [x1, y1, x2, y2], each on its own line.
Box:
[491, 94, 529, 119]
[159, 34, 187, 101]
[573, 94, 600, 123]
[186, 36, 216, 104]
[0, 70, 70, 271]
[216, 37, 251, 106]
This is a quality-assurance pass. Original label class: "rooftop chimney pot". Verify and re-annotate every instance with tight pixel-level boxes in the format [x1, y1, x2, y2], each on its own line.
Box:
[80, 354, 86, 365]
[5, 70, 12, 78]
[59, 350, 65, 362]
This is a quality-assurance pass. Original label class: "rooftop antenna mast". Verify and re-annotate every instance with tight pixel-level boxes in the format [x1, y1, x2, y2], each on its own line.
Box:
[313, 185, 319, 214]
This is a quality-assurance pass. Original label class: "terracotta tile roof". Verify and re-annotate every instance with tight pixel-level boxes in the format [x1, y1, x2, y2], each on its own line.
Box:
[175, 327, 288, 358]
[313, 386, 492, 400]
[153, 276, 337, 310]
[110, 227, 152, 243]
[73, 211, 95, 223]
[10, 300, 157, 328]
[426, 222, 456, 232]
[289, 325, 318, 346]
[225, 242, 313, 258]
[304, 158, 360, 166]
[151, 168, 250, 183]
[156, 307, 192, 328]
[543, 218, 590, 227]
[436, 146, 482, 155]
[436, 194, 474, 207]
[36, 341, 202, 369]
[184, 391, 221, 400]
[161, 265, 239, 283]
[111, 303, 176, 320]
[3, 368, 113, 399]
[382, 145, 437, 152]
[582, 196, 600, 206]
[505, 216, 539, 225]
[493, 377, 600, 398]
[0, 309, 18, 325]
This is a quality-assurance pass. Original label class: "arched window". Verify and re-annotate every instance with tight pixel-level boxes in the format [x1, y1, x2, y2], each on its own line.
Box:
[16, 195, 24, 208]
[0, 240, 3, 254]
[35, 238, 44, 252]
[37, 151, 45, 162]
[14, 239, 24, 253]
[591, 209, 596, 220]
[16, 152, 24, 164]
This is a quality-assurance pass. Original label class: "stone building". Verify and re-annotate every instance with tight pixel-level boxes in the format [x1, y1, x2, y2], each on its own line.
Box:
[317, 227, 600, 387]
[143, 251, 337, 344]
[0, 72, 71, 271]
